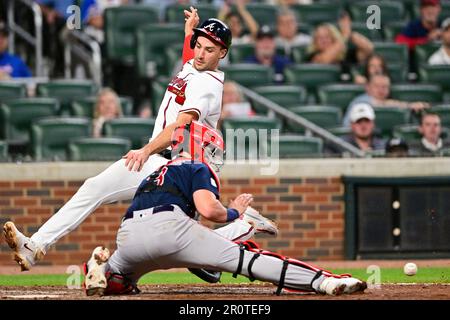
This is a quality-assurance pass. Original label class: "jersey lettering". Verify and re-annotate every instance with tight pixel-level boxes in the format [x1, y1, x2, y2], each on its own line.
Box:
[155, 166, 168, 186]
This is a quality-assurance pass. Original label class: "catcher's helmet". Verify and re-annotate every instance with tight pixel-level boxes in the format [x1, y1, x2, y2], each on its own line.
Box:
[171, 121, 225, 172]
[190, 18, 232, 51]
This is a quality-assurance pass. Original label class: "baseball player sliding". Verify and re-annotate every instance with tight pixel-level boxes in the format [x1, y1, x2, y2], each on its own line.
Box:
[3, 9, 277, 282]
[83, 121, 367, 296]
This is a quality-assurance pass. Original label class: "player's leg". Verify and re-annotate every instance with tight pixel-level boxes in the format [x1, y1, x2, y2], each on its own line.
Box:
[3, 154, 168, 270]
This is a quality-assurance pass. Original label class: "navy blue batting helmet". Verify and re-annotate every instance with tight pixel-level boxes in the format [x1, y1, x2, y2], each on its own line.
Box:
[190, 18, 232, 51]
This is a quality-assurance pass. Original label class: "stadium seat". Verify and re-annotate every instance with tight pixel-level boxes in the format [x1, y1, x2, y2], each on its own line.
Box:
[0, 140, 7, 162]
[165, 43, 184, 75]
[349, 1, 406, 25]
[419, 65, 450, 93]
[284, 64, 341, 99]
[36, 80, 97, 115]
[103, 117, 156, 149]
[229, 43, 255, 64]
[237, 3, 278, 28]
[31, 117, 91, 161]
[0, 98, 60, 146]
[286, 105, 342, 134]
[252, 85, 307, 114]
[389, 84, 443, 104]
[136, 24, 185, 78]
[222, 64, 274, 88]
[373, 42, 409, 67]
[393, 124, 421, 142]
[291, 45, 308, 63]
[373, 107, 410, 138]
[351, 63, 408, 84]
[327, 126, 352, 138]
[68, 137, 131, 161]
[415, 42, 441, 67]
[431, 105, 450, 127]
[317, 84, 365, 111]
[352, 22, 384, 41]
[0, 82, 27, 100]
[150, 81, 167, 116]
[165, 4, 218, 24]
[271, 135, 323, 158]
[71, 96, 133, 117]
[383, 22, 406, 41]
[221, 116, 282, 160]
[290, 3, 341, 26]
[104, 6, 159, 64]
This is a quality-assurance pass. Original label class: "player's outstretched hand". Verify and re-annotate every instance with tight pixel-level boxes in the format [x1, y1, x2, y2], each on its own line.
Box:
[122, 147, 151, 172]
[184, 6, 199, 36]
[229, 193, 253, 215]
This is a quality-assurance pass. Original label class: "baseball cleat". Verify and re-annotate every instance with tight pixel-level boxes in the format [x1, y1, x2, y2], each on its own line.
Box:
[3, 222, 44, 271]
[188, 268, 222, 283]
[318, 277, 367, 296]
[84, 246, 110, 296]
[243, 206, 278, 236]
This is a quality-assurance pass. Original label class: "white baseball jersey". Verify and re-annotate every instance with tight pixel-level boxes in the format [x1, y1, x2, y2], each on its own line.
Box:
[150, 59, 224, 140]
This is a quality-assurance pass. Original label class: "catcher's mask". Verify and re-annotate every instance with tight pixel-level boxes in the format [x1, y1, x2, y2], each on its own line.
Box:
[171, 121, 225, 172]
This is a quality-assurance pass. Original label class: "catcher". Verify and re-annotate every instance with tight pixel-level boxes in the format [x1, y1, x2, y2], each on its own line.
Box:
[83, 121, 367, 296]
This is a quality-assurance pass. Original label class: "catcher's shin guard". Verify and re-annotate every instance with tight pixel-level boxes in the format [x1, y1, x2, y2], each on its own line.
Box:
[234, 240, 353, 296]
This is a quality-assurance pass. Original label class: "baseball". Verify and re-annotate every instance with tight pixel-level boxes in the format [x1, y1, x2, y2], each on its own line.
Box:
[403, 262, 417, 276]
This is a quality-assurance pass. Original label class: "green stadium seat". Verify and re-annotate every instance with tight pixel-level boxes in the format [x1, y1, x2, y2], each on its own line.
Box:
[373, 107, 410, 138]
[286, 105, 342, 134]
[290, 3, 341, 26]
[291, 45, 308, 63]
[349, 1, 406, 25]
[351, 63, 408, 84]
[103, 117, 156, 149]
[393, 124, 421, 142]
[419, 65, 450, 93]
[136, 24, 185, 78]
[0, 98, 59, 146]
[71, 96, 133, 117]
[383, 22, 405, 41]
[237, 3, 278, 28]
[431, 105, 450, 127]
[165, 4, 218, 24]
[0, 140, 7, 162]
[150, 80, 167, 115]
[0, 82, 27, 101]
[374, 42, 409, 67]
[165, 43, 184, 76]
[68, 137, 131, 161]
[36, 80, 97, 115]
[352, 22, 384, 41]
[328, 126, 352, 138]
[284, 64, 341, 98]
[221, 116, 282, 160]
[31, 117, 91, 161]
[317, 84, 365, 111]
[271, 135, 323, 158]
[104, 6, 159, 64]
[223, 64, 274, 88]
[252, 85, 307, 114]
[390, 84, 443, 104]
[415, 42, 441, 66]
[229, 43, 255, 64]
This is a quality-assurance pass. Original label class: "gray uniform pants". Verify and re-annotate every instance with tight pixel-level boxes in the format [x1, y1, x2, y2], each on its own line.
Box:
[106, 205, 326, 292]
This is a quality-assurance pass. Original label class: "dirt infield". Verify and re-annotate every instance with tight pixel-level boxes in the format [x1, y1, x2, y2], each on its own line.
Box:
[1, 283, 449, 300]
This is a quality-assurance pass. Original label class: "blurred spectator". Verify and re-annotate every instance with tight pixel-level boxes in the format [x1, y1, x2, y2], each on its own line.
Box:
[266, 0, 312, 5]
[219, 0, 259, 44]
[327, 103, 384, 154]
[338, 10, 374, 73]
[395, 0, 442, 50]
[221, 81, 254, 118]
[81, 0, 128, 44]
[428, 17, 450, 65]
[92, 88, 123, 138]
[410, 112, 450, 156]
[353, 53, 389, 85]
[343, 74, 430, 126]
[36, 0, 75, 77]
[306, 23, 346, 64]
[142, 0, 198, 20]
[275, 9, 311, 55]
[385, 137, 409, 157]
[244, 25, 293, 83]
[0, 22, 32, 79]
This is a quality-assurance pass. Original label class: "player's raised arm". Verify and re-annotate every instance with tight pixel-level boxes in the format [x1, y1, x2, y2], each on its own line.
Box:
[193, 191, 253, 223]
[182, 6, 199, 64]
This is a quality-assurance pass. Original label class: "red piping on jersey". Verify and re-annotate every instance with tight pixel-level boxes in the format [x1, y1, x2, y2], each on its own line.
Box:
[232, 226, 255, 241]
[183, 35, 195, 64]
[180, 108, 202, 118]
[206, 72, 224, 84]
[162, 96, 173, 129]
